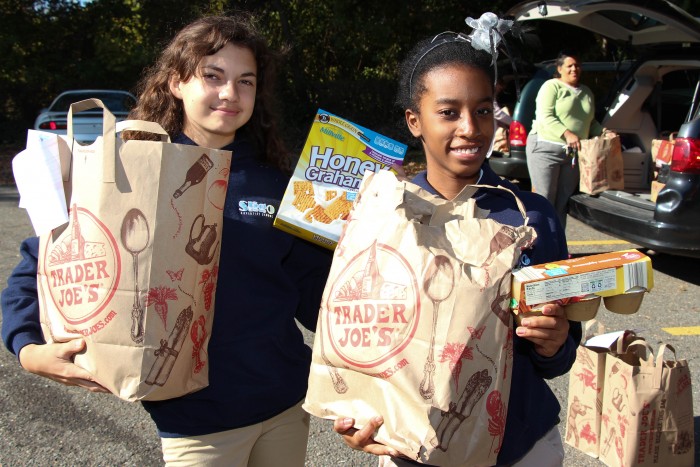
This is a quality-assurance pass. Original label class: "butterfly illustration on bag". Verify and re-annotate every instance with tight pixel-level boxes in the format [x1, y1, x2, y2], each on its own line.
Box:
[167, 268, 184, 282]
[468, 325, 486, 339]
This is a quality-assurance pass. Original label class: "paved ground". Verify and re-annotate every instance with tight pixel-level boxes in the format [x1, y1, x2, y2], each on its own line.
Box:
[0, 183, 698, 466]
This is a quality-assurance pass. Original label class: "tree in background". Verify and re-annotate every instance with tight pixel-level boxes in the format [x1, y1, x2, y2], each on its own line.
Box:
[0, 0, 519, 145]
[2, 0, 697, 148]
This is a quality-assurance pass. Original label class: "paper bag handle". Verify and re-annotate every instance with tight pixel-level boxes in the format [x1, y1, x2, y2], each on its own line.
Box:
[656, 343, 678, 366]
[659, 131, 678, 142]
[624, 340, 660, 382]
[454, 184, 529, 226]
[651, 343, 682, 389]
[615, 335, 649, 354]
[67, 98, 117, 183]
[116, 120, 171, 142]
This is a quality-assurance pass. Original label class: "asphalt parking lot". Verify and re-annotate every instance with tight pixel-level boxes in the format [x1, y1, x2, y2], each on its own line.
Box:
[1, 185, 698, 466]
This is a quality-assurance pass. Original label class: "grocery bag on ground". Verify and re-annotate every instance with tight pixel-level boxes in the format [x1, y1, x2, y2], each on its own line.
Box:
[33, 99, 231, 401]
[599, 339, 694, 467]
[303, 170, 537, 466]
[579, 133, 624, 194]
[565, 325, 639, 458]
[565, 321, 608, 457]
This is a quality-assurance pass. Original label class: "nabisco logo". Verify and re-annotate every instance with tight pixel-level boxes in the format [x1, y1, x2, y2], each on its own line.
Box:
[44, 206, 121, 325]
[326, 241, 419, 368]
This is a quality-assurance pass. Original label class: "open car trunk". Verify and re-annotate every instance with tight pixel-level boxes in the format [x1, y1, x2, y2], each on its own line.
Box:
[507, 0, 700, 257]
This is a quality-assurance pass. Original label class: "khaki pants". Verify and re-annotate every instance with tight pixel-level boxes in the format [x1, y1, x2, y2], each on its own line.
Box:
[160, 401, 309, 467]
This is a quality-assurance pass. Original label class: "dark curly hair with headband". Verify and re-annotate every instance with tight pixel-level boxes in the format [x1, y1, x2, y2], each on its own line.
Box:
[126, 14, 290, 172]
[396, 34, 496, 115]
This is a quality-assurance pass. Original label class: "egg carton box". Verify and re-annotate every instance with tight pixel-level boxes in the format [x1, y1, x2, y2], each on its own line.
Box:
[511, 249, 654, 321]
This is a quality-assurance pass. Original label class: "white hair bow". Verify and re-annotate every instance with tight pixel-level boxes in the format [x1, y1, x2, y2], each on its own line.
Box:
[465, 12, 514, 64]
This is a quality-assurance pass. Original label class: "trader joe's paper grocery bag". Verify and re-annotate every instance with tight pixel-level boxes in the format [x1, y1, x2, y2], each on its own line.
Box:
[565, 321, 609, 458]
[35, 99, 231, 401]
[579, 133, 624, 195]
[599, 340, 694, 467]
[304, 170, 536, 466]
[565, 325, 639, 459]
[273, 108, 406, 249]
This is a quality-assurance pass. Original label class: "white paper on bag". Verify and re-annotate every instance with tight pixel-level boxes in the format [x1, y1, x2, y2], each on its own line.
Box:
[12, 130, 68, 234]
[584, 330, 625, 349]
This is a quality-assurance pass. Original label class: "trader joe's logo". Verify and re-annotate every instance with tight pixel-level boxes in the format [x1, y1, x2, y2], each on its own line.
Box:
[326, 241, 419, 368]
[43, 206, 121, 324]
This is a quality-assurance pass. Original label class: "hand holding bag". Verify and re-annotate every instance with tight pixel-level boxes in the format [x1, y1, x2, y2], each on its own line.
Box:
[36, 99, 231, 401]
[303, 170, 536, 466]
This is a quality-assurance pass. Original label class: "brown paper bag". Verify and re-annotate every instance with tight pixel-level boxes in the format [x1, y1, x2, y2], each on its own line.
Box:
[579, 133, 625, 195]
[650, 133, 675, 194]
[565, 326, 639, 458]
[303, 170, 537, 466]
[651, 133, 676, 170]
[565, 321, 608, 458]
[599, 340, 694, 467]
[36, 99, 231, 401]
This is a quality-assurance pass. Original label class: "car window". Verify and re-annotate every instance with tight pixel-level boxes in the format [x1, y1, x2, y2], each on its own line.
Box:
[50, 92, 136, 112]
[582, 69, 627, 112]
[597, 11, 664, 32]
[646, 69, 700, 133]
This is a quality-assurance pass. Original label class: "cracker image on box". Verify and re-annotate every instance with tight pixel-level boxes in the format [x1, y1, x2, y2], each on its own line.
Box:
[274, 109, 406, 249]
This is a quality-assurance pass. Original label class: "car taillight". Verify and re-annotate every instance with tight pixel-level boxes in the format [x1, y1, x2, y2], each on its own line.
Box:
[38, 121, 67, 130]
[509, 120, 527, 147]
[670, 137, 700, 174]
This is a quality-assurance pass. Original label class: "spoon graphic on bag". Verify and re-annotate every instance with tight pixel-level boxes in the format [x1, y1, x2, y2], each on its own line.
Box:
[420, 254, 455, 400]
[121, 208, 150, 344]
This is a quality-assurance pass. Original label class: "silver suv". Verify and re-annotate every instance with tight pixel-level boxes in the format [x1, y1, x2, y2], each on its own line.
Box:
[496, 0, 700, 258]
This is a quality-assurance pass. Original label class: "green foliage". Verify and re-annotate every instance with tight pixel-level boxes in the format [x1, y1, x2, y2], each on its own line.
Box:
[0, 0, 522, 144]
[2, 0, 696, 146]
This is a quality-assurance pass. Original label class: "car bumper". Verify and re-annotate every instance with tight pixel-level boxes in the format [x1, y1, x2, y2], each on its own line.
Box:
[488, 148, 529, 180]
[569, 192, 700, 258]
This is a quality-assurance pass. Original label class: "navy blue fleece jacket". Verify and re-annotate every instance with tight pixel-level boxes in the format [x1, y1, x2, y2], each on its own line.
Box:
[1, 133, 333, 437]
[411, 164, 582, 466]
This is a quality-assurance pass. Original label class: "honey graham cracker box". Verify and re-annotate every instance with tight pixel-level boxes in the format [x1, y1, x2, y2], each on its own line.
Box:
[511, 249, 654, 322]
[274, 109, 407, 249]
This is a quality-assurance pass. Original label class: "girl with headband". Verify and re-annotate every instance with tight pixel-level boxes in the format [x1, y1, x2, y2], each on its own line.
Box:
[333, 13, 581, 467]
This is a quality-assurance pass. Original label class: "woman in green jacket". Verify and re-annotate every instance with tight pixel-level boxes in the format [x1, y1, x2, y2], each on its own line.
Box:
[526, 50, 605, 227]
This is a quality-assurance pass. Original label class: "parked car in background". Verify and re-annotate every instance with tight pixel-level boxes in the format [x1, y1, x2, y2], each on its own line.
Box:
[34, 90, 136, 144]
[494, 0, 700, 258]
[490, 60, 632, 184]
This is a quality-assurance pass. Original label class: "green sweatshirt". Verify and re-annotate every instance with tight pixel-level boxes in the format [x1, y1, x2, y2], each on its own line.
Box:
[531, 78, 603, 143]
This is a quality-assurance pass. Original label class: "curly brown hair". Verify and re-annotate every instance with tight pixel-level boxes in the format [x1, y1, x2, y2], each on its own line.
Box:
[126, 14, 290, 171]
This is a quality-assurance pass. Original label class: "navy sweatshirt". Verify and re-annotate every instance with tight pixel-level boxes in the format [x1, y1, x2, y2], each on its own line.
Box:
[1, 133, 333, 437]
[410, 164, 582, 466]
